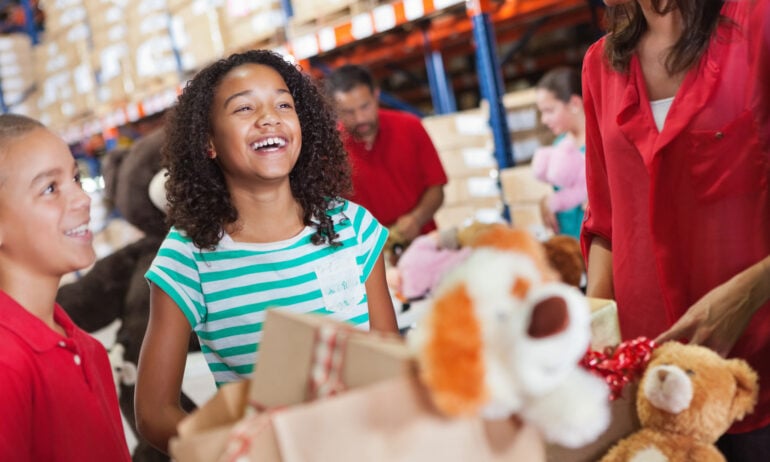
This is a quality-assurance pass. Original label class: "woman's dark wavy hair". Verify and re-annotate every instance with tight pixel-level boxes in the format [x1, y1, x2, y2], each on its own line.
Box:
[604, 0, 724, 75]
[163, 49, 351, 250]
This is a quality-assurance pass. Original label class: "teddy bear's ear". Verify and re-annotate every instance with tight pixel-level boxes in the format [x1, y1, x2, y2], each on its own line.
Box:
[726, 358, 759, 422]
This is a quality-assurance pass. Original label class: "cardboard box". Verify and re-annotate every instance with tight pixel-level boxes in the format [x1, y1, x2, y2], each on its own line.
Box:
[84, 2, 125, 28]
[500, 165, 553, 205]
[44, 3, 88, 35]
[291, 0, 358, 25]
[218, 7, 285, 53]
[444, 175, 501, 206]
[587, 298, 622, 351]
[510, 203, 543, 229]
[438, 146, 498, 178]
[422, 109, 491, 151]
[434, 203, 504, 230]
[169, 3, 225, 71]
[126, 0, 169, 20]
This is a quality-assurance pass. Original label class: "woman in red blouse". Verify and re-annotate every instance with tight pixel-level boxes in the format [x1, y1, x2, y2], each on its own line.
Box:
[582, 1, 770, 459]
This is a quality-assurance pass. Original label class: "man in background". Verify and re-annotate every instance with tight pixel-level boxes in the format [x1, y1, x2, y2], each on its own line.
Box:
[326, 65, 447, 246]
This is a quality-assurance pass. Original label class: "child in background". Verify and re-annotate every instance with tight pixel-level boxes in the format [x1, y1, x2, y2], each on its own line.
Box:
[0, 114, 131, 461]
[531, 66, 587, 239]
[135, 50, 398, 453]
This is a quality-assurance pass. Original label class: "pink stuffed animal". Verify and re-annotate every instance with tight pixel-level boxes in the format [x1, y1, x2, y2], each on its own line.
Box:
[395, 233, 472, 301]
[531, 137, 586, 214]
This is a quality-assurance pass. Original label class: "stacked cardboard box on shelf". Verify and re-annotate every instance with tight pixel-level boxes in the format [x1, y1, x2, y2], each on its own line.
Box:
[169, 0, 226, 72]
[34, 0, 328, 131]
[125, 0, 181, 99]
[85, 0, 134, 111]
[0, 34, 38, 119]
[499, 90, 556, 230]
[422, 108, 502, 230]
[34, 0, 96, 130]
[216, 0, 286, 53]
[422, 88, 554, 231]
[288, 0, 369, 36]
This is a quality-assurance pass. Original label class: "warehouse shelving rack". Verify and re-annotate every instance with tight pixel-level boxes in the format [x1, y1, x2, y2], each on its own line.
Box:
[3, 0, 599, 156]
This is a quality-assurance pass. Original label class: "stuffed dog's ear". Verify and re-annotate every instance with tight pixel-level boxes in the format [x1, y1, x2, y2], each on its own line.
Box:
[727, 358, 759, 422]
[420, 283, 487, 416]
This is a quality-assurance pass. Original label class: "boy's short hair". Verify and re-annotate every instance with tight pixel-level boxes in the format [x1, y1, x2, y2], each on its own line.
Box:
[0, 113, 45, 144]
[0, 114, 46, 186]
[325, 64, 376, 95]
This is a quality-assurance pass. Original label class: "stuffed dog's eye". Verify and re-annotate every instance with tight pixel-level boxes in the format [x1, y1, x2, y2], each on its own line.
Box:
[685, 369, 695, 376]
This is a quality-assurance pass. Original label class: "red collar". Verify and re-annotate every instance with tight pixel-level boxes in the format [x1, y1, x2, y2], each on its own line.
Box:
[0, 290, 79, 352]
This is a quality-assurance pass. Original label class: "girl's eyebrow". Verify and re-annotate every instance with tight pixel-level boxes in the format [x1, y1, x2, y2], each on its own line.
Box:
[223, 88, 292, 109]
[223, 90, 252, 109]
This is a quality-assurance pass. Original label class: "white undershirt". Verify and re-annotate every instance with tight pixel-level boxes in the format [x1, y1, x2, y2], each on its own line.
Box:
[650, 96, 674, 131]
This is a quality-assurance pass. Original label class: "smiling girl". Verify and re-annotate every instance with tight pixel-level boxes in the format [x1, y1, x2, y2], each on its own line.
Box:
[134, 50, 398, 453]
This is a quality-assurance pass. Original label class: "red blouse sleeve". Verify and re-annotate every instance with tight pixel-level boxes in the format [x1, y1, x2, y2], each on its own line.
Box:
[580, 40, 614, 259]
[750, 0, 770, 142]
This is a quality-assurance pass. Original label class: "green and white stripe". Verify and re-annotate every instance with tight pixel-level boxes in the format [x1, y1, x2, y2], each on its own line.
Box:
[146, 200, 387, 386]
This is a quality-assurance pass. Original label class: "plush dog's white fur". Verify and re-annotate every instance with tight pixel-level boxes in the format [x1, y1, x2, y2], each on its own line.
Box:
[410, 236, 610, 448]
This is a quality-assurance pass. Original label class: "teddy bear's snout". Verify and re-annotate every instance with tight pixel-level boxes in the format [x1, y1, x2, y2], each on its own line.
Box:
[644, 364, 693, 414]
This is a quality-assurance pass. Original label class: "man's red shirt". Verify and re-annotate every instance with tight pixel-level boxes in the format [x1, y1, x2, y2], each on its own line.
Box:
[341, 108, 447, 234]
[581, 0, 770, 433]
[0, 290, 131, 461]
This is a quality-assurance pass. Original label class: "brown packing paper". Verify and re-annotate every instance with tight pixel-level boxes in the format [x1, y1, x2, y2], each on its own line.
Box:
[173, 375, 546, 462]
[249, 309, 414, 408]
[170, 381, 262, 462]
[271, 375, 545, 462]
[171, 310, 547, 461]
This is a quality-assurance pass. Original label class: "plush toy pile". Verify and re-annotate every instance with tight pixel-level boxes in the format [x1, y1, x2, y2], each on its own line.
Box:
[600, 341, 758, 462]
[56, 128, 198, 462]
[393, 222, 584, 302]
[408, 225, 610, 449]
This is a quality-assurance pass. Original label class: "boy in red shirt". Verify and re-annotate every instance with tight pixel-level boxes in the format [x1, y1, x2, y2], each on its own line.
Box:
[0, 114, 131, 461]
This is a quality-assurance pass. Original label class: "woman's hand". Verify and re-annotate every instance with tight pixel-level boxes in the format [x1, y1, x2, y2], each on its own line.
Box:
[539, 196, 560, 234]
[656, 256, 770, 357]
[655, 284, 754, 357]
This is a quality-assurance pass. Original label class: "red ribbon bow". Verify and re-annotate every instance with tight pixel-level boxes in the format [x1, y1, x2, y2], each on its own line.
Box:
[580, 337, 657, 400]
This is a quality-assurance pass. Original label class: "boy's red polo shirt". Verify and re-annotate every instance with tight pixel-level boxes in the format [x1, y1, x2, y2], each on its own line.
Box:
[0, 290, 131, 461]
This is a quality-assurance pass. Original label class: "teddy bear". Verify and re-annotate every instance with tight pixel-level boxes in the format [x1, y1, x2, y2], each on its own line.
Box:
[407, 225, 611, 449]
[599, 341, 759, 462]
[56, 127, 198, 462]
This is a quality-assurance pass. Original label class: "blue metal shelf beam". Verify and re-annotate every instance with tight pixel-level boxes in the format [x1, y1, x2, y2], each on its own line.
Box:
[423, 30, 457, 115]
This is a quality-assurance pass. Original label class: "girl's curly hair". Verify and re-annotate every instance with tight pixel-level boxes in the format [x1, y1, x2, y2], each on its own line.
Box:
[163, 49, 351, 250]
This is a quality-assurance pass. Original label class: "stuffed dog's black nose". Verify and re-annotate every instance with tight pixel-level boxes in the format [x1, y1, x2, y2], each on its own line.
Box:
[528, 296, 568, 338]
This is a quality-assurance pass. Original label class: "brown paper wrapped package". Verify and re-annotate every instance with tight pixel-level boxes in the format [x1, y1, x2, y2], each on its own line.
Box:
[170, 310, 546, 462]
